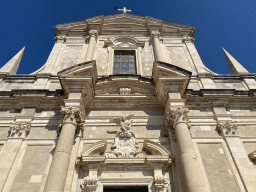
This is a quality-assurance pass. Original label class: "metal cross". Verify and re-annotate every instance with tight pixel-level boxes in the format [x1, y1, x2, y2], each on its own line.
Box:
[118, 7, 132, 13]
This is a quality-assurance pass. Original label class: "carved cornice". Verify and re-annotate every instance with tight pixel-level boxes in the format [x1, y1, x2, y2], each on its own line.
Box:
[166, 107, 190, 129]
[9, 123, 31, 138]
[248, 150, 256, 162]
[54, 36, 67, 42]
[59, 106, 85, 132]
[217, 121, 238, 137]
[182, 36, 195, 43]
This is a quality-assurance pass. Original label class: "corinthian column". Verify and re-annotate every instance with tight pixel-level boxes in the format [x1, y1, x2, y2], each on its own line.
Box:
[44, 106, 85, 192]
[85, 30, 98, 62]
[167, 107, 207, 192]
[151, 31, 164, 62]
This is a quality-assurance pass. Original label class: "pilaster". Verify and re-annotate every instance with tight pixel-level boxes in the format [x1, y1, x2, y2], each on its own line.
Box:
[0, 107, 35, 191]
[85, 30, 98, 62]
[150, 30, 164, 62]
[213, 105, 256, 192]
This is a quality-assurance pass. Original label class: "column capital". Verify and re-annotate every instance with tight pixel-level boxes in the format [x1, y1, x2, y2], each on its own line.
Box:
[59, 106, 85, 133]
[8, 122, 31, 138]
[151, 30, 161, 39]
[88, 30, 98, 40]
[166, 107, 190, 129]
[217, 121, 238, 137]
[54, 35, 67, 43]
[182, 36, 195, 43]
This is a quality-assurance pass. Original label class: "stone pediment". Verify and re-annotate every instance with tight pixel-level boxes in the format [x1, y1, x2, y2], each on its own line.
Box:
[57, 60, 98, 84]
[95, 75, 155, 96]
[54, 14, 194, 36]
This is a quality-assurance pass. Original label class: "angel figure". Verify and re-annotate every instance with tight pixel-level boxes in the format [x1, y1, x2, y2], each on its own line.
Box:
[110, 114, 134, 137]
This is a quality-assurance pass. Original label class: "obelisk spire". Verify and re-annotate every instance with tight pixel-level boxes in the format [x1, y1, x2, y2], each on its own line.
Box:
[0, 47, 25, 75]
[222, 47, 249, 75]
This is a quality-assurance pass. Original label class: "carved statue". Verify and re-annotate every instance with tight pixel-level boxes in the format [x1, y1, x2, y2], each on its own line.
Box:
[107, 114, 145, 158]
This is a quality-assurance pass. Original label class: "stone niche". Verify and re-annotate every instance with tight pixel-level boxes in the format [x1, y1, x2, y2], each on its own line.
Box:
[77, 115, 174, 192]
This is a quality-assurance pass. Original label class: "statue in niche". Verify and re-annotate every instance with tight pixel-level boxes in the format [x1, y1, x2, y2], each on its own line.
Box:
[107, 114, 146, 158]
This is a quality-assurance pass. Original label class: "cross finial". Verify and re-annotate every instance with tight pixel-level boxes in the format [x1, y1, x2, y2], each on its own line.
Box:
[118, 7, 132, 13]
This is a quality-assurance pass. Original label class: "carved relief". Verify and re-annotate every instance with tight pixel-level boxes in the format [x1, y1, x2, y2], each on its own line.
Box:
[166, 107, 190, 129]
[248, 150, 256, 162]
[80, 176, 99, 192]
[9, 123, 31, 138]
[217, 121, 238, 137]
[151, 31, 161, 39]
[119, 88, 131, 95]
[58, 106, 85, 134]
[114, 41, 135, 47]
[106, 114, 145, 158]
[155, 176, 170, 192]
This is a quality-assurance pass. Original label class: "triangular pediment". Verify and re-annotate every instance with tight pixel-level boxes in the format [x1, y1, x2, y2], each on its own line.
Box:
[57, 60, 98, 84]
[152, 61, 192, 80]
[54, 14, 194, 36]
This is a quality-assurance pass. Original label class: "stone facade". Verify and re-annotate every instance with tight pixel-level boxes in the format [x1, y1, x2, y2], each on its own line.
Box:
[0, 12, 256, 192]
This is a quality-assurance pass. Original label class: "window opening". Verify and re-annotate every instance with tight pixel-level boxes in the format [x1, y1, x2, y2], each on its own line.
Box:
[113, 50, 136, 74]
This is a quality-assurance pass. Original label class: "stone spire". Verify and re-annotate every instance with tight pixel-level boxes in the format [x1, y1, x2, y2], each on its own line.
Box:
[222, 47, 249, 75]
[0, 47, 25, 75]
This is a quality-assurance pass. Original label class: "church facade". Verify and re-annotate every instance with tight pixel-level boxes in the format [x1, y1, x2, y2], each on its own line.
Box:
[0, 10, 256, 192]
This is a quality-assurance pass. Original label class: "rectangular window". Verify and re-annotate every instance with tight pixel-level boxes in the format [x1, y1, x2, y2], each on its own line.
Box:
[113, 50, 136, 74]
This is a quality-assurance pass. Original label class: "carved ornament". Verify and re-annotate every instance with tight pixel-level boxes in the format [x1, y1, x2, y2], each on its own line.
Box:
[151, 31, 161, 39]
[155, 176, 170, 192]
[114, 41, 135, 47]
[9, 123, 31, 138]
[58, 106, 85, 133]
[54, 36, 66, 42]
[166, 107, 190, 129]
[119, 88, 131, 95]
[106, 114, 145, 158]
[182, 36, 195, 43]
[217, 121, 238, 137]
[80, 176, 99, 192]
[248, 150, 256, 162]
[88, 30, 98, 40]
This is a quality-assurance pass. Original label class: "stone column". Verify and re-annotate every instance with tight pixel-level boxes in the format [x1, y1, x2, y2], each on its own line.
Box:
[44, 106, 85, 192]
[167, 107, 207, 192]
[151, 31, 164, 62]
[85, 30, 98, 62]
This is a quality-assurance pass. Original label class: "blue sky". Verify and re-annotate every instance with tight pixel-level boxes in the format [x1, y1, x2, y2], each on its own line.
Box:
[0, 0, 255, 75]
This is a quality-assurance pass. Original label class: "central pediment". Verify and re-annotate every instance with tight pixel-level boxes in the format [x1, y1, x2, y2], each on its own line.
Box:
[54, 13, 194, 36]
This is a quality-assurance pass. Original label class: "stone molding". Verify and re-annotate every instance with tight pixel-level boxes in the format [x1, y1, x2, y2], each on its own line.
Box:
[182, 36, 195, 43]
[58, 106, 85, 133]
[54, 36, 66, 42]
[80, 175, 99, 192]
[166, 107, 190, 129]
[9, 122, 31, 138]
[217, 121, 238, 137]
[248, 150, 256, 162]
